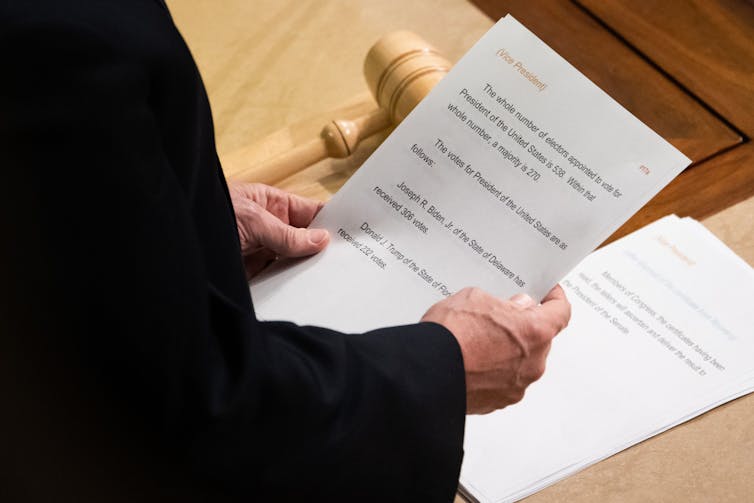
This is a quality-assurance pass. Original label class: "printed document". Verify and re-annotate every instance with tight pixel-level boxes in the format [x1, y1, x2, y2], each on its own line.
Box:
[251, 15, 690, 331]
[459, 215, 754, 502]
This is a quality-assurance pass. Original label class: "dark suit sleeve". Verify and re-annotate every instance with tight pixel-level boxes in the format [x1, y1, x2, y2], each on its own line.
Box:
[0, 16, 466, 503]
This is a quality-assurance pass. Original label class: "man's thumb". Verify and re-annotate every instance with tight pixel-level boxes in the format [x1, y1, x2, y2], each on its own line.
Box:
[257, 209, 329, 258]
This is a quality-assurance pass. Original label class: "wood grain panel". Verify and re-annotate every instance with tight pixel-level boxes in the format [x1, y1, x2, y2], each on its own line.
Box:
[577, 0, 754, 137]
[605, 142, 754, 244]
[469, 0, 741, 164]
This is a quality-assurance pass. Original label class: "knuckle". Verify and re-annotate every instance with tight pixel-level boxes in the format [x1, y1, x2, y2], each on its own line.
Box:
[535, 316, 559, 343]
[562, 303, 573, 329]
[467, 286, 484, 300]
[268, 202, 286, 220]
[244, 199, 264, 217]
[509, 388, 525, 405]
[554, 316, 568, 336]
[238, 205, 265, 240]
[530, 361, 546, 381]
[527, 317, 550, 343]
[282, 226, 302, 250]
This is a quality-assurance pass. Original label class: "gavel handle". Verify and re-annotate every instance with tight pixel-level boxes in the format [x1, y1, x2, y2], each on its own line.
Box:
[229, 107, 391, 186]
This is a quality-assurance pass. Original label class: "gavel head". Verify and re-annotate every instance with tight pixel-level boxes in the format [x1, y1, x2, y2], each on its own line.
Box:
[364, 31, 452, 124]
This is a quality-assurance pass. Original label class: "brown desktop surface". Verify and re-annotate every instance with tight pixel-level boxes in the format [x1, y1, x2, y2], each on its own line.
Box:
[169, 0, 754, 500]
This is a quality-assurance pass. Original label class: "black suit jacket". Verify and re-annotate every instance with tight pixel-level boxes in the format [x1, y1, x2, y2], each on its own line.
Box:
[0, 1, 465, 501]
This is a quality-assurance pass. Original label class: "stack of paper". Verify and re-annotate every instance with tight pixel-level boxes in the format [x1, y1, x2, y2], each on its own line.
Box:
[459, 215, 754, 503]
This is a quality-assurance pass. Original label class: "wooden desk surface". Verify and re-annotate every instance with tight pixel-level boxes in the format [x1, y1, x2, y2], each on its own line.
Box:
[168, 0, 754, 500]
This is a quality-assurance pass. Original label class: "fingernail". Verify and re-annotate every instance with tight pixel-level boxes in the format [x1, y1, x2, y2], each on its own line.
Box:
[309, 228, 328, 245]
[511, 293, 535, 307]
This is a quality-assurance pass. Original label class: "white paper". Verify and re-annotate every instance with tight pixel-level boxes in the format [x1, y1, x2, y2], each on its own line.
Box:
[459, 215, 754, 502]
[251, 15, 690, 331]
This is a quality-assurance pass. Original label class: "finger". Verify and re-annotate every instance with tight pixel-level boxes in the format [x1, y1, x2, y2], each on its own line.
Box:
[286, 193, 324, 228]
[252, 204, 329, 258]
[257, 184, 325, 228]
[535, 284, 571, 332]
[542, 284, 567, 303]
[509, 293, 536, 308]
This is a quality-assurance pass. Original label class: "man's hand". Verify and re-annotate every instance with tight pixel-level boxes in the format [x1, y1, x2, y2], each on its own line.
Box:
[229, 183, 330, 279]
[421, 285, 571, 414]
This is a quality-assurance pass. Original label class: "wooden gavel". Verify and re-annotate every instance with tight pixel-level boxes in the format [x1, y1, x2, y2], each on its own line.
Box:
[228, 31, 452, 185]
